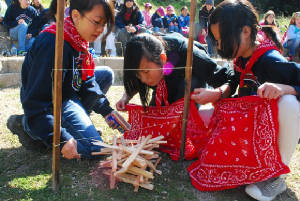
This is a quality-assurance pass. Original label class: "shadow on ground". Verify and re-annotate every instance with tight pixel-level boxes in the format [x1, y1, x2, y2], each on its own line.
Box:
[1, 114, 299, 201]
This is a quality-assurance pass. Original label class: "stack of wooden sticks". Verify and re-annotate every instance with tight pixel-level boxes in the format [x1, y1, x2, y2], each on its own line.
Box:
[91, 135, 166, 192]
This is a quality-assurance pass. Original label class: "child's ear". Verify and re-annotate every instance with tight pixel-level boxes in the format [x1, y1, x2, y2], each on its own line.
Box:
[242, 26, 251, 38]
[160, 53, 167, 64]
[71, 9, 81, 25]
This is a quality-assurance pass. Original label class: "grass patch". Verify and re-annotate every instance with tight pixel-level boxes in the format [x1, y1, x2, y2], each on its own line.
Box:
[0, 86, 299, 201]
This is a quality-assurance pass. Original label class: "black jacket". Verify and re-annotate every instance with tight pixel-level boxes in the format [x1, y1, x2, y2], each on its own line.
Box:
[150, 33, 237, 105]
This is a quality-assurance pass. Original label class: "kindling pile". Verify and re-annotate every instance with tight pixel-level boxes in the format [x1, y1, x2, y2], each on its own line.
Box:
[92, 135, 167, 192]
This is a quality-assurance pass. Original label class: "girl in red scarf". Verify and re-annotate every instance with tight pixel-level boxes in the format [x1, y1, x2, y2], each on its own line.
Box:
[21, 0, 128, 160]
[189, 0, 300, 200]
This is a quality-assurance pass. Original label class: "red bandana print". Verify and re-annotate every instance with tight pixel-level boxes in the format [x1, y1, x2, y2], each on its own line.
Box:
[155, 79, 169, 107]
[188, 96, 289, 191]
[42, 17, 95, 81]
[125, 90, 289, 190]
[234, 39, 279, 88]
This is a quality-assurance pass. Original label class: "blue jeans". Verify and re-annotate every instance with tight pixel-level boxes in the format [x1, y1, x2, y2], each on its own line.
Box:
[286, 38, 300, 57]
[9, 23, 35, 52]
[168, 25, 179, 33]
[152, 27, 160, 33]
[23, 66, 114, 158]
[206, 35, 213, 57]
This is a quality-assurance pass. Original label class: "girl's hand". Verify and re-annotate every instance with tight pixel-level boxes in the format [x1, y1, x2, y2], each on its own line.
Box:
[129, 26, 136, 33]
[61, 138, 80, 159]
[116, 93, 131, 111]
[169, 22, 174, 26]
[257, 82, 296, 99]
[26, 34, 32, 40]
[18, 19, 25, 24]
[191, 88, 221, 105]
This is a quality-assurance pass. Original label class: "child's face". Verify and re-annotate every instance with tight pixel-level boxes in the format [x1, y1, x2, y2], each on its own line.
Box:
[295, 16, 300, 27]
[32, 0, 41, 6]
[210, 23, 252, 59]
[125, 0, 134, 9]
[137, 56, 163, 87]
[167, 10, 173, 15]
[266, 14, 274, 24]
[206, 4, 213, 11]
[19, 0, 30, 9]
[73, 5, 106, 42]
[182, 9, 187, 16]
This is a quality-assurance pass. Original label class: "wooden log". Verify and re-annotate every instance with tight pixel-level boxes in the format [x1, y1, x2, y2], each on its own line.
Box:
[115, 135, 152, 175]
[148, 136, 164, 144]
[127, 166, 154, 179]
[118, 174, 154, 190]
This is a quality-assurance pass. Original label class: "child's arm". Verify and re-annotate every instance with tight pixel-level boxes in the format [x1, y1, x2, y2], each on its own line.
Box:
[286, 25, 297, 40]
[191, 84, 231, 104]
[116, 92, 134, 111]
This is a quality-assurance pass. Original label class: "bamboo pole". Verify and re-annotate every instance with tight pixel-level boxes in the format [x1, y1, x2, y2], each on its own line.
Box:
[52, 0, 65, 191]
[180, 0, 197, 161]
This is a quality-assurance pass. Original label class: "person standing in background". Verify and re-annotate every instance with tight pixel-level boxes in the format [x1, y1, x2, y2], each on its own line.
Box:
[198, 0, 214, 56]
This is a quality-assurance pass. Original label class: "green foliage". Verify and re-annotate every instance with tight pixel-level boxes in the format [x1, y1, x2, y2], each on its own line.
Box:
[252, 0, 299, 16]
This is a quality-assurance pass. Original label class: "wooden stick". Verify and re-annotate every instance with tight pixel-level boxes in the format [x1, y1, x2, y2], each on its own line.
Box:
[52, 0, 65, 192]
[110, 136, 117, 189]
[118, 174, 154, 190]
[180, 0, 196, 161]
[127, 166, 154, 179]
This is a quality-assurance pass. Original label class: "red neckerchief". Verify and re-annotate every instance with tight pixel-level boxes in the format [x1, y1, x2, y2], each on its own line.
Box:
[233, 39, 279, 88]
[155, 78, 169, 107]
[124, 10, 132, 22]
[42, 16, 95, 81]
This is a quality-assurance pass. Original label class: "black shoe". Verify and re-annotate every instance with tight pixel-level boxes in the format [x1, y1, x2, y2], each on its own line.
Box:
[6, 115, 48, 152]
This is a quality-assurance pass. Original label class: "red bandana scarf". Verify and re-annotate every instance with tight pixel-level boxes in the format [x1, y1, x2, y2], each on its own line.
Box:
[155, 78, 169, 107]
[234, 39, 279, 88]
[42, 16, 95, 81]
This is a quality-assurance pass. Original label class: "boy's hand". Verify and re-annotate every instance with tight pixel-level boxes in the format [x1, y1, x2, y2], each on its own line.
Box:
[61, 138, 80, 159]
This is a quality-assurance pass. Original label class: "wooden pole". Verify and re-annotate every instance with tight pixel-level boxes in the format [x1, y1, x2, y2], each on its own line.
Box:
[52, 0, 65, 191]
[180, 0, 197, 161]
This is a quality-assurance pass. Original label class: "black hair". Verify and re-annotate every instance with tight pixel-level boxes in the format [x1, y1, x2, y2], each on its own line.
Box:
[261, 10, 282, 51]
[69, 0, 114, 38]
[117, 0, 141, 25]
[12, 0, 20, 7]
[208, 0, 282, 59]
[208, 0, 258, 59]
[123, 33, 166, 107]
[181, 6, 189, 15]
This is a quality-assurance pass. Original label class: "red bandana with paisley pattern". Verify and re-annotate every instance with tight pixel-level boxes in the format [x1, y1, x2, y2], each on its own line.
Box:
[42, 16, 95, 81]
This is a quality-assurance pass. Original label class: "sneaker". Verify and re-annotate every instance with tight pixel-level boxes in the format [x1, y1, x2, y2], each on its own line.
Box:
[245, 177, 287, 201]
[288, 56, 294, 61]
[17, 50, 27, 56]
